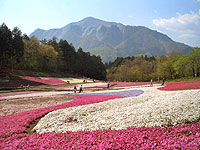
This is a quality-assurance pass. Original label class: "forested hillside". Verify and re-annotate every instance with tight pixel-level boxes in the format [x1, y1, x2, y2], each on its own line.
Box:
[106, 48, 200, 82]
[0, 23, 106, 80]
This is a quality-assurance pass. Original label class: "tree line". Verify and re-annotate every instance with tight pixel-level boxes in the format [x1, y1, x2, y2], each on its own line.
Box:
[106, 48, 200, 82]
[0, 23, 106, 80]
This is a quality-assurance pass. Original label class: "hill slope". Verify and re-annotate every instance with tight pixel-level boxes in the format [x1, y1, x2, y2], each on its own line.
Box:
[30, 17, 191, 62]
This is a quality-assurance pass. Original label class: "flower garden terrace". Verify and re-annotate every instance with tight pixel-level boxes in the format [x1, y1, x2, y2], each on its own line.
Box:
[0, 79, 200, 149]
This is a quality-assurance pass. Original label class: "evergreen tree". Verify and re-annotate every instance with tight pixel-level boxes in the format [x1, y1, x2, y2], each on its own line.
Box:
[0, 23, 12, 69]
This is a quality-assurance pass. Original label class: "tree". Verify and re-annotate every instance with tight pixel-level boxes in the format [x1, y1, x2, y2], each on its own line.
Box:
[23, 36, 41, 71]
[22, 33, 30, 40]
[0, 23, 12, 69]
[39, 45, 58, 71]
[173, 55, 190, 77]
[187, 47, 200, 77]
[59, 40, 77, 73]
[157, 53, 180, 79]
[9, 27, 24, 72]
[0, 24, 24, 71]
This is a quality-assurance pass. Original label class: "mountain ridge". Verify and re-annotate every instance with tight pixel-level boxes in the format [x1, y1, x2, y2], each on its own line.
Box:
[30, 17, 191, 62]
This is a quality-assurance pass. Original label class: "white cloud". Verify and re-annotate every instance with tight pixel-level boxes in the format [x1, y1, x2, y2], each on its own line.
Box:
[179, 34, 196, 39]
[197, 0, 200, 2]
[153, 11, 200, 40]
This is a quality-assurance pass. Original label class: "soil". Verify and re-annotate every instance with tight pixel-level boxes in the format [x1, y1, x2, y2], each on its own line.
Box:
[0, 72, 45, 90]
[0, 95, 74, 116]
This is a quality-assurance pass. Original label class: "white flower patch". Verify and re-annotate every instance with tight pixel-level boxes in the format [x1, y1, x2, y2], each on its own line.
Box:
[33, 86, 200, 133]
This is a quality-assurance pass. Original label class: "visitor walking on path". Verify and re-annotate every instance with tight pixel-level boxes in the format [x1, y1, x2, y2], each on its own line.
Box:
[150, 79, 153, 86]
[74, 85, 77, 93]
[79, 85, 83, 93]
[161, 78, 165, 86]
[107, 82, 110, 88]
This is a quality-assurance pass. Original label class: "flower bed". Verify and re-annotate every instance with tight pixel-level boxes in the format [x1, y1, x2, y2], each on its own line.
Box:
[56, 82, 149, 90]
[59, 78, 94, 84]
[84, 82, 117, 89]
[0, 87, 199, 149]
[82, 89, 144, 97]
[55, 82, 109, 90]
[34, 87, 200, 132]
[2, 123, 200, 149]
[21, 76, 67, 85]
[0, 95, 122, 149]
[158, 80, 200, 91]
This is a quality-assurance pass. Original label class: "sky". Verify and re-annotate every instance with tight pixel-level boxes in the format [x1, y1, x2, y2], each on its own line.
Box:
[0, 0, 200, 47]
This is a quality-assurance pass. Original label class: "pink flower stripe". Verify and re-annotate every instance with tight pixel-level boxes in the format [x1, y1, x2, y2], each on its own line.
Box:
[21, 76, 68, 85]
[0, 91, 39, 98]
[0, 94, 199, 149]
[158, 80, 200, 91]
[3, 123, 200, 149]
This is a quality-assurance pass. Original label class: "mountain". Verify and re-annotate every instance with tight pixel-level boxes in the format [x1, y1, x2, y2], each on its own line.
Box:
[30, 17, 191, 62]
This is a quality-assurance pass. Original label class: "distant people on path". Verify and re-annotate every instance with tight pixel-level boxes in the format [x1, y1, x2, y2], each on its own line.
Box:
[107, 82, 110, 88]
[74, 85, 77, 93]
[161, 78, 165, 86]
[150, 79, 153, 86]
[25, 84, 30, 90]
[27, 84, 30, 90]
[79, 85, 83, 93]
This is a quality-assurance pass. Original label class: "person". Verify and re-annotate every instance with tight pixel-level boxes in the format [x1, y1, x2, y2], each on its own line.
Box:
[74, 85, 77, 93]
[27, 84, 30, 90]
[79, 85, 83, 93]
[161, 78, 165, 86]
[150, 79, 153, 86]
[107, 82, 110, 88]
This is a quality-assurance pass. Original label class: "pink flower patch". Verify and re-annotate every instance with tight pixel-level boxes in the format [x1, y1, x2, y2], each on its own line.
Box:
[158, 80, 200, 91]
[21, 76, 68, 85]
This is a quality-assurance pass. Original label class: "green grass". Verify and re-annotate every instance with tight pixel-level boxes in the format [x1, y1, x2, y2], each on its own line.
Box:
[166, 76, 200, 82]
[10, 69, 79, 78]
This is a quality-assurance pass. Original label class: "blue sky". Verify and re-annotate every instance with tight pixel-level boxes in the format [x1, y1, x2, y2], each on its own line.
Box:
[0, 0, 200, 47]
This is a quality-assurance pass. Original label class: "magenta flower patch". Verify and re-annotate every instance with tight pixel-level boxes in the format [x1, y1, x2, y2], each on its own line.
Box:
[158, 80, 200, 91]
[21, 76, 67, 85]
